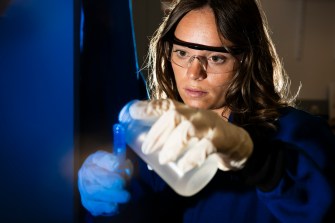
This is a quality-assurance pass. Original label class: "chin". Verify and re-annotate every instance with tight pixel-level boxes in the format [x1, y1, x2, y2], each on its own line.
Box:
[184, 100, 210, 110]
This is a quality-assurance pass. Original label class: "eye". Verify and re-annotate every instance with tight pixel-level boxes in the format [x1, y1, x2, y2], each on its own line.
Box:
[208, 55, 226, 64]
[173, 50, 188, 58]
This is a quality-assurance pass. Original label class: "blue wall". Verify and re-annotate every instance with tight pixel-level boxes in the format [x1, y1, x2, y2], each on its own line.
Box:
[0, 1, 74, 222]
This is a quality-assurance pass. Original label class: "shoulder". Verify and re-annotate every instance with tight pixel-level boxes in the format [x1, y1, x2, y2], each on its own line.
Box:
[279, 106, 323, 124]
[274, 106, 335, 168]
[275, 106, 331, 139]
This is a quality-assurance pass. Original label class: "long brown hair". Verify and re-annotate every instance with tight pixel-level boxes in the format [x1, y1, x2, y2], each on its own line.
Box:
[145, 0, 297, 129]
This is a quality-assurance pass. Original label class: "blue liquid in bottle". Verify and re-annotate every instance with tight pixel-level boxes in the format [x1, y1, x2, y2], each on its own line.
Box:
[113, 123, 126, 163]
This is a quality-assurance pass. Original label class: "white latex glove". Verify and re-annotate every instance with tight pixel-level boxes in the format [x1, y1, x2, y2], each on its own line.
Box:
[129, 99, 253, 173]
[78, 150, 133, 216]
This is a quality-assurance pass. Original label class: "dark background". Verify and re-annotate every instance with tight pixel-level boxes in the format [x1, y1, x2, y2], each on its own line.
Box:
[0, 0, 146, 222]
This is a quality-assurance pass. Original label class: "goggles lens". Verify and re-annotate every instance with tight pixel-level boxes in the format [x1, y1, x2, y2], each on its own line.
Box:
[171, 37, 243, 74]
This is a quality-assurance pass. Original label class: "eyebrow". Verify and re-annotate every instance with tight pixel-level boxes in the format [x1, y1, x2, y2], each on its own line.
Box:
[172, 36, 244, 55]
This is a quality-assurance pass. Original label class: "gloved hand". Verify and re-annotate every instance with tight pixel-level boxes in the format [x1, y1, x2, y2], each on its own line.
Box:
[78, 150, 133, 216]
[128, 99, 253, 173]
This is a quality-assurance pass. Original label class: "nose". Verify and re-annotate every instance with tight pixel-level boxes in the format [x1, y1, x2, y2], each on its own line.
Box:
[187, 57, 207, 80]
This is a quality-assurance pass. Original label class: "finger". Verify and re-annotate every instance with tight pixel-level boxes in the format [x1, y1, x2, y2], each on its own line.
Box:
[97, 188, 130, 203]
[85, 152, 133, 179]
[84, 150, 121, 174]
[79, 163, 126, 189]
[83, 150, 111, 166]
[92, 152, 120, 172]
[79, 169, 130, 204]
[148, 98, 176, 113]
[212, 153, 248, 171]
[158, 120, 196, 164]
[129, 100, 159, 124]
[177, 138, 216, 173]
[129, 99, 177, 124]
[78, 169, 114, 204]
[94, 171, 126, 189]
[141, 110, 183, 154]
[83, 184, 131, 203]
[81, 199, 118, 216]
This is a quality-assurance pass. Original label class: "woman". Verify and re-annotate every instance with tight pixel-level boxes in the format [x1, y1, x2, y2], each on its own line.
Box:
[78, 0, 335, 222]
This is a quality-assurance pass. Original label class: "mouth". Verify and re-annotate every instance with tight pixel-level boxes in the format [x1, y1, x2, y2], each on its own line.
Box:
[184, 87, 208, 98]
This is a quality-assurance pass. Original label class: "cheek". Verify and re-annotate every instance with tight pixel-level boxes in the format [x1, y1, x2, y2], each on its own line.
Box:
[172, 65, 184, 85]
[207, 72, 234, 88]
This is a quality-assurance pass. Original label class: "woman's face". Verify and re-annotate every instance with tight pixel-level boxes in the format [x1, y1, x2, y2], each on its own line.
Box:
[172, 6, 238, 114]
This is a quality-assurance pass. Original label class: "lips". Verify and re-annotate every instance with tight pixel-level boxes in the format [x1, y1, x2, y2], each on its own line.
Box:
[184, 87, 208, 98]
